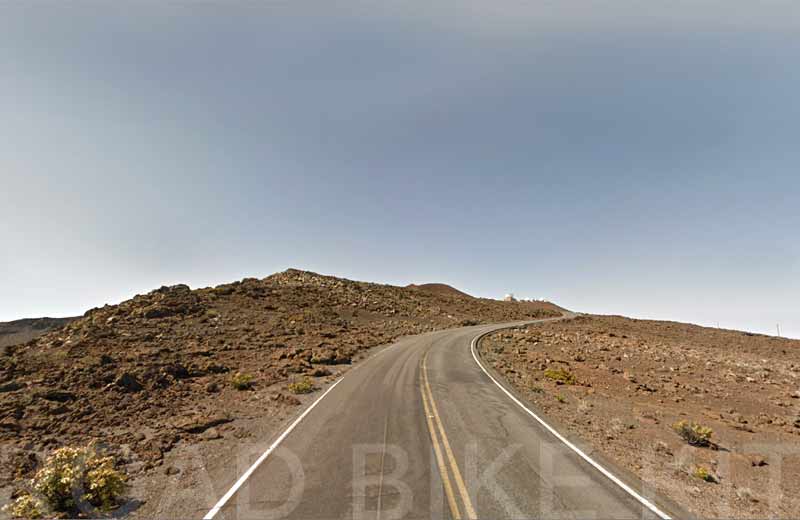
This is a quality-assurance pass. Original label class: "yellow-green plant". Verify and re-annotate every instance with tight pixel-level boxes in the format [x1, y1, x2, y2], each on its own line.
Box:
[692, 465, 716, 482]
[231, 372, 254, 390]
[2, 443, 126, 519]
[2, 495, 44, 519]
[673, 420, 713, 447]
[543, 367, 577, 385]
[287, 378, 315, 394]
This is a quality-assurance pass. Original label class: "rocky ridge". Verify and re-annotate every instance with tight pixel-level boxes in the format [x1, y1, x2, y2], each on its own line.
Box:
[0, 269, 561, 488]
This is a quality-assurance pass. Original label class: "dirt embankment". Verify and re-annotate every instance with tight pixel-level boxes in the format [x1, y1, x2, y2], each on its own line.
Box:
[0, 269, 561, 510]
[480, 315, 800, 519]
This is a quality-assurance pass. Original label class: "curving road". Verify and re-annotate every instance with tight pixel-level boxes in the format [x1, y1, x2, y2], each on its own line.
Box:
[205, 316, 684, 520]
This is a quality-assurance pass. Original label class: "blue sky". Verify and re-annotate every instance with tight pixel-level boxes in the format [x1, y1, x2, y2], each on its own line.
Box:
[1, 2, 798, 337]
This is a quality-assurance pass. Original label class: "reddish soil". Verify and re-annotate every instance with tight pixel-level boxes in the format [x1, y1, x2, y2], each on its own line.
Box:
[480, 315, 800, 519]
[0, 269, 560, 512]
[405, 283, 474, 299]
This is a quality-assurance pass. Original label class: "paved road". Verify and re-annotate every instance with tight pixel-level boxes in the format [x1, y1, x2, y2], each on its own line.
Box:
[208, 317, 681, 520]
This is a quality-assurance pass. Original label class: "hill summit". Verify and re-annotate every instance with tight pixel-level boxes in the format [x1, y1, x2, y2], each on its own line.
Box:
[0, 269, 561, 486]
[405, 282, 474, 299]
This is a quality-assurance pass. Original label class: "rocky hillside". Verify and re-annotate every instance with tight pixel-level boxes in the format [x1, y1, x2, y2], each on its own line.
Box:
[0, 318, 76, 348]
[480, 315, 800, 519]
[0, 269, 561, 488]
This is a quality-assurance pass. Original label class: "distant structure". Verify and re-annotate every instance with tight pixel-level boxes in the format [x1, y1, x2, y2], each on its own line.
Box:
[516, 296, 548, 303]
[503, 293, 548, 303]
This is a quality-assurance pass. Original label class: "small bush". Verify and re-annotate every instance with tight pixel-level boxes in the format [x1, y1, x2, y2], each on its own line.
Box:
[555, 394, 567, 404]
[2, 443, 126, 519]
[692, 465, 717, 483]
[673, 420, 713, 447]
[544, 367, 577, 385]
[287, 378, 315, 394]
[231, 372, 254, 390]
[2, 495, 43, 519]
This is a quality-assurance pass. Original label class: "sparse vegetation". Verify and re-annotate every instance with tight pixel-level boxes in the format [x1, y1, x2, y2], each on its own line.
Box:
[692, 465, 717, 483]
[231, 372, 254, 390]
[556, 394, 567, 403]
[2, 495, 43, 519]
[544, 367, 577, 385]
[2, 443, 126, 519]
[481, 314, 800, 519]
[0, 269, 562, 499]
[287, 377, 315, 394]
[673, 420, 713, 447]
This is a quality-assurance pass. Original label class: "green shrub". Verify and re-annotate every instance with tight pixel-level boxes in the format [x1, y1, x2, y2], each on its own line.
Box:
[2, 443, 126, 518]
[556, 394, 567, 404]
[287, 378, 315, 394]
[673, 420, 713, 447]
[543, 367, 577, 385]
[231, 372, 254, 390]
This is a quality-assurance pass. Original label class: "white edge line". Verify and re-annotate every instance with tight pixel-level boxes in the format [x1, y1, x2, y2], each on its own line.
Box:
[204, 336, 397, 518]
[203, 378, 344, 519]
[470, 330, 672, 520]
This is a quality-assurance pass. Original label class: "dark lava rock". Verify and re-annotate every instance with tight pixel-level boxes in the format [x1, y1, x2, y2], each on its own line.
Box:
[0, 381, 24, 393]
[114, 372, 144, 393]
[39, 390, 76, 402]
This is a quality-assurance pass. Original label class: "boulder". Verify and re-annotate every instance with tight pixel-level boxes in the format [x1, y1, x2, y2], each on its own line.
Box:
[114, 372, 144, 393]
[173, 413, 232, 434]
[38, 389, 76, 402]
[0, 381, 24, 393]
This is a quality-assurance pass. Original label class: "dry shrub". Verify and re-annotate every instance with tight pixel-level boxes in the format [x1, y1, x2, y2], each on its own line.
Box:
[543, 367, 577, 385]
[231, 372, 254, 390]
[287, 377, 315, 394]
[2, 442, 126, 518]
[692, 465, 718, 483]
[673, 420, 713, 447]
[2, 495, 43, 519]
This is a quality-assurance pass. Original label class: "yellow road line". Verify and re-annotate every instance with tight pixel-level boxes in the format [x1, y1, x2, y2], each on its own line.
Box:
[422, 352, 478, 520]
[420, 368, 462, 519]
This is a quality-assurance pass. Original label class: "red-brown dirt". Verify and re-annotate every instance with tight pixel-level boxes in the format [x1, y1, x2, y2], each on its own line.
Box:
[480, 315, 800, 519]
[0, 269, 561, 496]
[405, 283, 474, 299]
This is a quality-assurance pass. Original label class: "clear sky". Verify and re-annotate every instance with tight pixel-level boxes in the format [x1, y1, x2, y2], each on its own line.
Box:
[1, 2, 798, 338]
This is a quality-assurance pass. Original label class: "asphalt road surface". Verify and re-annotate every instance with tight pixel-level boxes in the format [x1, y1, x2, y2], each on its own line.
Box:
[206, 316, 683, 520]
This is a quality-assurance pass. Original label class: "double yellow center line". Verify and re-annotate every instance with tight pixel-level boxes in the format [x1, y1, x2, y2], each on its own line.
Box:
[419, 351, 477, 520]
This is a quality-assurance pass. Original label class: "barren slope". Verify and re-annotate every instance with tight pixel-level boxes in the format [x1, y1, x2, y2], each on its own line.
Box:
[0, 318, 76, 349]
[405, 283, 474, 299]
[480, 315, 800, 519]
[0, 269, 561, 494]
